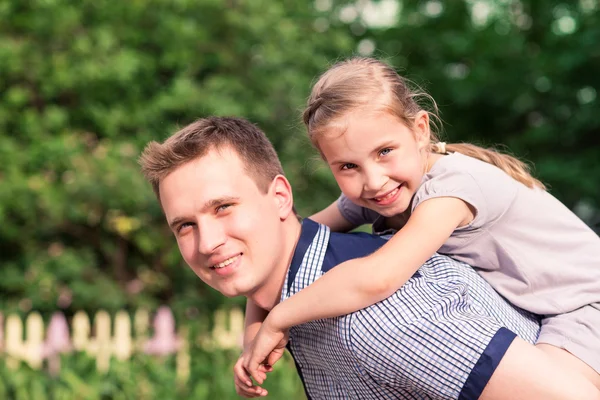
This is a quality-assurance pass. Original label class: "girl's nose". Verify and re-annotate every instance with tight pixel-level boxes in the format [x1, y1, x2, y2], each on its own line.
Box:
[363, 168, 387, 193]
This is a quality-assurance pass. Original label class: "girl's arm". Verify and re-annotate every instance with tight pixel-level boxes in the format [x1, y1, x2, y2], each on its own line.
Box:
[268, 196, 474, 330]
[309, 200, 356, 233]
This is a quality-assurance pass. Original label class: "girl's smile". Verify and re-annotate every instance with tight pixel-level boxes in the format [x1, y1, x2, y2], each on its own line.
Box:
[371, 183, 403, 206]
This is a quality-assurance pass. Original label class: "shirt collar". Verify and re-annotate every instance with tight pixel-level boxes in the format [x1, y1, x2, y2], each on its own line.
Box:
[281, 218, 329, 301]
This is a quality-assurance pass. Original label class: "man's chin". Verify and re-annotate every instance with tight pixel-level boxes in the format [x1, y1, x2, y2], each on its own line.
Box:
[216, 284, 253, 298]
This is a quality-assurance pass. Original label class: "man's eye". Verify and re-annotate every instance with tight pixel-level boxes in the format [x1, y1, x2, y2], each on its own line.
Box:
[217, 204, 232, 212]
[340, 163, 357, 170]
[379, 148, 392, 157]
[177, 222, 193, 233]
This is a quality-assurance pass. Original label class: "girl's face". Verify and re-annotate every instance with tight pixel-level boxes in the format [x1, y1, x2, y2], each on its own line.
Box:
[318, 110, 431, 218]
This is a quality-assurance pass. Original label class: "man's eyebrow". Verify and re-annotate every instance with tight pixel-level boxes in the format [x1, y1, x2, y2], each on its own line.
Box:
[169, 217, 187, 231]
[204, 196, 240, 210]
[329, 159, 347, 166]
[168, 196, 240, 231]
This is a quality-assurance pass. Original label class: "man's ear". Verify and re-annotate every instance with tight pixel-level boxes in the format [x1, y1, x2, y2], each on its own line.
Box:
[413, 110, 431, 149]
[270, 175, 295, 219]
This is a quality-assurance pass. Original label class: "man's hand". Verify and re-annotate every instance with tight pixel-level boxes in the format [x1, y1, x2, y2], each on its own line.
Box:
[234, 349, 272, 398]
[242, 317, 289, 385]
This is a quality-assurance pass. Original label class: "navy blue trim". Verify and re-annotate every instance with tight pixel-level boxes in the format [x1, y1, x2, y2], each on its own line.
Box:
[458, 327, 517, 400]
[287, 219, 319, 293]
[322, 231, 387, 272]
[286, 343, 312, 400]
[322, 231, 420, 278]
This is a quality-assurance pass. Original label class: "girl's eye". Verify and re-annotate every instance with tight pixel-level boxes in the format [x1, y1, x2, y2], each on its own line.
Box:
[379, 148, 392, 157]
[340, 163, 357, 171]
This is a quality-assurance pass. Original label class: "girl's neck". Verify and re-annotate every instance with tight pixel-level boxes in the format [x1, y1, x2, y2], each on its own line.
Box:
[384, 152, 447, 231]
[426, 151, 445, 173]
[385, 213, 410, 230]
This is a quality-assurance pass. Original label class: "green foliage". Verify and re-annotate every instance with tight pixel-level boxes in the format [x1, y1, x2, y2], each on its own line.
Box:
[0, 0, 354, 314]
[0, 350, 305, 400]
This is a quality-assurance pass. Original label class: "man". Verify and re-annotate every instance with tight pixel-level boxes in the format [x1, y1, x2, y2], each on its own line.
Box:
[139, 116, 599, 399]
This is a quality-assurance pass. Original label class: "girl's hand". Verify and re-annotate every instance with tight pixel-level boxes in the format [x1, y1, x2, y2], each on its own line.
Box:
[243, 317, 289, 385]
[233, 345, 273, 398]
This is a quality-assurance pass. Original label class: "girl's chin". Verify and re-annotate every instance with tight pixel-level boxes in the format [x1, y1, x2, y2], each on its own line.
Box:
[376, 202, 408, 217]
[377, 209, 400, 218]
[356, 198, 407, 217]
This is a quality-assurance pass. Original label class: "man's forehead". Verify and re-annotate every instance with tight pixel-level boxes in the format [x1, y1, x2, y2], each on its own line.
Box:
[164, 147, 243, 183]
[159, 147, 258, 214]
[191, 146, 266, 191]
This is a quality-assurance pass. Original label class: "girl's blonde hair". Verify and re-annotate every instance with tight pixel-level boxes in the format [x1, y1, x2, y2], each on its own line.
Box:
[302, 57, 544, 190]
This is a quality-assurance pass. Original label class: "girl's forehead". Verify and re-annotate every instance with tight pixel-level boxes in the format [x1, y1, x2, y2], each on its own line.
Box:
[323, 109, 407, 138]
[323, 106, 377, 130]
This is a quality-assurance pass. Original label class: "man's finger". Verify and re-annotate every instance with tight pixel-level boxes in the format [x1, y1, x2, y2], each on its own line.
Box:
[235, 385, 264, 398]
[257, 364, 273, 373]
[234, 358, 254, 387]
[248, 362, 267, 385]
[234, 376, 267, 398]
[267, 350, 284, 367]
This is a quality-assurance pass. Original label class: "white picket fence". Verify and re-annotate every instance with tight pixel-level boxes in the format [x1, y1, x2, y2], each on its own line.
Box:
[0, 306, 244, 381]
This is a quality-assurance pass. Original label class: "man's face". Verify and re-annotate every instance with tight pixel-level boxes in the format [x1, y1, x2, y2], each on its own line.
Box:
[159, 148, 287, 298]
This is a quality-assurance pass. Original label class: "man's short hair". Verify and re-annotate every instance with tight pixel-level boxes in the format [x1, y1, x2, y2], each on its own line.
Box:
[139, 117, 285, 201]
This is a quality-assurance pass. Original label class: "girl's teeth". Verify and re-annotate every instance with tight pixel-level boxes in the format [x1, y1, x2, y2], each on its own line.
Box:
[376, 188, 398, 201]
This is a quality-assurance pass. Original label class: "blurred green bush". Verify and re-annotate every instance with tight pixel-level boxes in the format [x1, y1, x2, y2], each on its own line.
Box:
[0, 0, 354, 315]
[2, 0, 598, 315]
[0, 350, 305, 400]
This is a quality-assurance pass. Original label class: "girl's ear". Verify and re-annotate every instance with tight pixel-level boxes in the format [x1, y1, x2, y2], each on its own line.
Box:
[269, 175, 295, 220]
[413, 110, 431, 149]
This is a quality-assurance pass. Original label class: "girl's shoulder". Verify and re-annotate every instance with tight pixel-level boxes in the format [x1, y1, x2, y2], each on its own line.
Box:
[425, 152, 521, 190]
[414, 153, 521, 226]
[429, 152, 502, 176]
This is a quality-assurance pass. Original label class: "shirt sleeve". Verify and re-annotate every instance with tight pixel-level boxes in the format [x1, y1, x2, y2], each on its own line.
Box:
[412, 169, 488, 231]
[337, 193, 381, 227]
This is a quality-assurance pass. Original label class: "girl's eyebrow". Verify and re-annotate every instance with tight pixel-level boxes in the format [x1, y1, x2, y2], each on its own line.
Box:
[371, 139, 396, 152]
[329, 139, 396, 165]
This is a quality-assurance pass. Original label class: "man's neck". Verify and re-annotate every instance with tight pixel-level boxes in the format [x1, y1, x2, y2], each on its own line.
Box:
[248, 218, 303, 311]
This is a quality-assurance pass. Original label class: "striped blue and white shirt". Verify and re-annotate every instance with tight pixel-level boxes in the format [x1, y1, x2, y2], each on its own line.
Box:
[282, 219, 540, 399]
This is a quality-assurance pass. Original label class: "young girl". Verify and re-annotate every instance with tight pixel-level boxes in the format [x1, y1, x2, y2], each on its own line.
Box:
[235, 57, 600, 395]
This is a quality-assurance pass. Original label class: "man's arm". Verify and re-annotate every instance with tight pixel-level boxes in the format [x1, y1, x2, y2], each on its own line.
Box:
[481, 337, 600, 400]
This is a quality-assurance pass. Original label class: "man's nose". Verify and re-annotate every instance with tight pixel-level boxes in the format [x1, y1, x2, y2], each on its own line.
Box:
[196, 219, 226, 255]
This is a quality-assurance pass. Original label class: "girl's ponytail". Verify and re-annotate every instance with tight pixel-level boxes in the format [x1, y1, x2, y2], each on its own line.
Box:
[432, 142, 545, 190]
